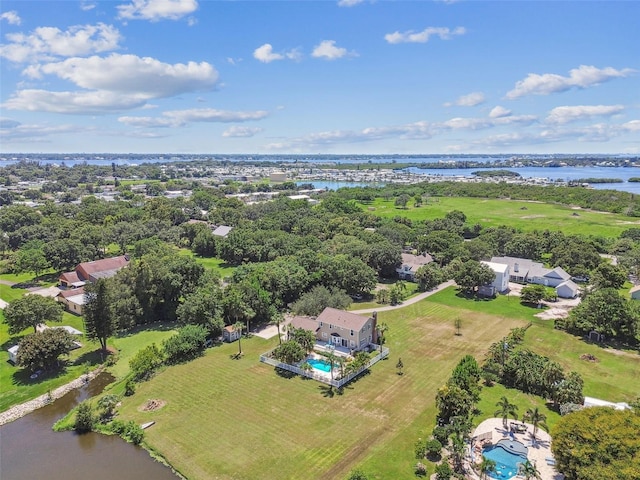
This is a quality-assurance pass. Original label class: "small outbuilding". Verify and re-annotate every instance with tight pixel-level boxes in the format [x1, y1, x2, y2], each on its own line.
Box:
[7, 345, 19, 364]
[223, 325, 241, 343]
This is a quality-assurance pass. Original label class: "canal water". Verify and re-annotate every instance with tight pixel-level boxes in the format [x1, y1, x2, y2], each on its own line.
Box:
[0, 372, 178, 480]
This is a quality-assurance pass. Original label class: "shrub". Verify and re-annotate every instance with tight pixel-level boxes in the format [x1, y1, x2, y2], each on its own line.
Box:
[434, 461, 453, 480]
[425, 439, 443, 458]
[347, 469, 369, 480]
[414, 462, 427, 477]
[414, 438, 427, 459]
[124, 421, 144, 445]
[432, 426, 449, 445]
[129, 344, 163, 381]
[124, 378, 136, 396]
[74, 401, 94, 433]
[162, 324, 208, 364]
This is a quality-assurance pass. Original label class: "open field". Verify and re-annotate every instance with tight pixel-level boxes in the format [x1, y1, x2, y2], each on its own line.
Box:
[114, 287, 640, 479]
[357, 197, 636, 237]
[117, 297, 532, 480]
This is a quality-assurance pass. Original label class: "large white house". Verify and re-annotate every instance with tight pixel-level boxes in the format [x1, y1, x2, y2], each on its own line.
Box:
[490, 256, 579, 298]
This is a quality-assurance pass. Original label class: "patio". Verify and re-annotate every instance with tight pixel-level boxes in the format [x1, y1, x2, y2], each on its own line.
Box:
[470, 418, 564, 480]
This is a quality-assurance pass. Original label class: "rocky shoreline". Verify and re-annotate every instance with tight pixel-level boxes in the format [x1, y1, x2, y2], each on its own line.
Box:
[0, 366, 105, 426]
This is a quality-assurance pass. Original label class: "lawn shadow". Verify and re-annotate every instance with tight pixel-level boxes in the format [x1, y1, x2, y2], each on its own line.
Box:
[274, 367, 297, 379]
[115, 321, 177, 338]
[11, 363, 68, 386]
[72, 349, 110, 367]
[318, 384, 335, 398]
[455, 290, 494, 302]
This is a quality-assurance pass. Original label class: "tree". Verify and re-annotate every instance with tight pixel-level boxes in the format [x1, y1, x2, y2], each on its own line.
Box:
[291, 285, 352, 316]
[552, 407, 640, 480]
[524, 407, 548, 440]
[519, 460, 541, 480]
[223, 286, 255, 336]
[396, 357, 404, 375]
[4, 294, 63, 334]
[233, 321, 244, 356]
[454, 317, 462, 336]
[75, 401, 95, 433]
[325, 349, 338, 382]
[377, 322, 389, 353]
[289, 326, 316, 353]
[97, 394, 119, 420]
[162, 325, 209, 364]
[494, 396, 518, 430]
[17, 328, 75, 372]
[434, 461, 453, 480]
[591, 262, 628, 290]
[14, 244, 50, 278]
[520, 284, 546, 305]
[450, 260, 495, 294]
[414, 263, 445, 291]
[176, 278, 225, 337]
[479, 456, 497, 480]
[273, 340, 306, 364]
[83, 279, 116, 351]
[347, 470, 369, 480]
[394, 194, 410, 209]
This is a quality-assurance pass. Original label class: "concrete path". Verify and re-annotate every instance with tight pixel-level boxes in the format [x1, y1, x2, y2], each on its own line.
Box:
[350, 280, 456, 314]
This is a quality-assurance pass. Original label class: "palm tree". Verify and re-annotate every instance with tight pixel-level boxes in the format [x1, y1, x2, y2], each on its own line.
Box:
[479, 456, 497, 480]
[519, 460, 541, 480]
[325, 350, 338, 383]
[233, 321, 244, 356]
[377, 322, 389, 353]
[524, 407, 548, 440]
[494, 396, 519, 430]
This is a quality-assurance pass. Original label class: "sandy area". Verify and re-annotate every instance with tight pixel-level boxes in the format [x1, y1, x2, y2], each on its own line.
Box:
[471, 418, 563, 480]
[505, 282, 580, 320]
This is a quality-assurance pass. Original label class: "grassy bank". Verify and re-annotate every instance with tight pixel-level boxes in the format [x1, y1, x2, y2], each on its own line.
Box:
[357, 197, 634, 237]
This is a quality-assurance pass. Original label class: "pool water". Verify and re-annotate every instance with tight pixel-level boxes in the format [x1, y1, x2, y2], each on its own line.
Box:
[307, 358, 332, 372]
[482, 444, 527, 480]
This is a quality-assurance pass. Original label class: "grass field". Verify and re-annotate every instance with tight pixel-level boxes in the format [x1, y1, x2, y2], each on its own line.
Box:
[177, 248, 236, 278]
[358, 197, 637, 238]
[114, 287, 640, 480]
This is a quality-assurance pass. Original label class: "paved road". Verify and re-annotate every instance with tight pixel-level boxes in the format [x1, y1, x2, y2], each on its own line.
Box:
[350, 280, 456, 314]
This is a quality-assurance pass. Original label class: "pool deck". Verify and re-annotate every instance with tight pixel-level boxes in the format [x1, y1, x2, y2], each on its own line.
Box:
[470, 418, 564, 480]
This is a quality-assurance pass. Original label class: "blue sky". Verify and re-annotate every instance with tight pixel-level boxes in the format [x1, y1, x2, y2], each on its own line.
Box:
[1, 0, 638, 154]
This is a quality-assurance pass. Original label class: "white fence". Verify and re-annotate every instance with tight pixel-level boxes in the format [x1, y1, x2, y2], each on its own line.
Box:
[259, 345, 389, 389]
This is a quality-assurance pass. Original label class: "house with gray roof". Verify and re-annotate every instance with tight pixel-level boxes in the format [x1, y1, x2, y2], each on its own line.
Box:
[396, 253, 433, 281]
[490, 256, 578, 298]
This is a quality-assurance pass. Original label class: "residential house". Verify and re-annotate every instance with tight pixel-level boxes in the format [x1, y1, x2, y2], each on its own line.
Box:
[59, 255, 130, 288]
[490, 256, 578, 298]
[222, 325, 242, 343]
[290, 307, 378, 352]
[56, 287, 86, 315]
[396, 253, 433, 281]
[480, 261, 510, 295]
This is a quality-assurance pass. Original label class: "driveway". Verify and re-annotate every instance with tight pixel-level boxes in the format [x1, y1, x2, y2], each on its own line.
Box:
[350, 280, 456, 314]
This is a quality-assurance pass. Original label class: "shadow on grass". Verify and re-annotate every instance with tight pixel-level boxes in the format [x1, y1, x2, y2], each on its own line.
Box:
[455, 291, 495, 302]
[274, 367, 297, 379]
[72, 349, 108, 367]
[11, 363, 68, 386]
[319, 384, 335, 398]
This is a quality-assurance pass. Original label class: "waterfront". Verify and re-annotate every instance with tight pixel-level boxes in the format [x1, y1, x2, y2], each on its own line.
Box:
[0, 372, 178, 480]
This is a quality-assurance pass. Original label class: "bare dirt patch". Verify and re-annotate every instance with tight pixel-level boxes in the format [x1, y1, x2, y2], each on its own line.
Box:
[140, 399, 166, 412]
[580, 353, 599, 362]
[520, 214, 546, 219]
[535, 308, 570, 320]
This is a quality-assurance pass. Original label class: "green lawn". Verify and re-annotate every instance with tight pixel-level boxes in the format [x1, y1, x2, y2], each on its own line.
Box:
[113, 286, 640, 480]
[116, 297, 530, 480]
[358, 197, 635, 237]
[177, 248, 236, 278]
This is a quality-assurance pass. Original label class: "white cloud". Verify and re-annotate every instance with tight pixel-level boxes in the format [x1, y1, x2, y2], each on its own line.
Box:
[506, 65, 635, 99]
[545, 105, 624, 124]
[80, 2, 97, 11]
[623, 120, 640, 132]
[384, 26, 466, 44]
[311, 40, 356, 60]
[222, 126, 263, 138]
[253, 43, 301, 63]
[0, 117, 21, 128]
[24, 53, 218, 98]
[119, 108, 269, 127]
[0, 11, 21, 25]
[0, 120, 92, 142]
[337, 0, 365, 7]
[489, 106, 511, 118]
[3, 89, 149, 114]
[0, 23, 121, 63]
[117, 0, 198, 21]
[447, 92, 485, 107]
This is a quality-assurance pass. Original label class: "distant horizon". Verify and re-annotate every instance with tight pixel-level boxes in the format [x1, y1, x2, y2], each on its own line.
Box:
[1, 1, 638, 155]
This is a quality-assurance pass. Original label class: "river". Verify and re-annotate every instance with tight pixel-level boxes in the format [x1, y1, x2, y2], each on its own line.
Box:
[0, 373, 178, 480]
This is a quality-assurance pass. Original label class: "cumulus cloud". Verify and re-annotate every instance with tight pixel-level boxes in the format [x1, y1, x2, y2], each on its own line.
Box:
[0, 11, 21, 25]
[545, 105, 624, 124]
[506, 65, 635, 99]
[119, 108, 269, 127]
[0, 121, 91, 142]
[117, 0, 198, 21]
[489, 106, 511, 118]
[3, 89, 149, 114]
[311, 40, 356, 60]
[0, 23, 121, 63]
[446, 92, 485, 107]
[623, 120, 640, 132]
[23, 53, 218, 98]
[253, 43, 301, 63]
[222, 126, 263, 137]
[384, 26, 466, 44]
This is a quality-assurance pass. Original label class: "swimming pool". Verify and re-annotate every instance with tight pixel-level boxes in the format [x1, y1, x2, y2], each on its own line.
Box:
[482, 440, 528, 480]
[307, 358, 332, 373]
